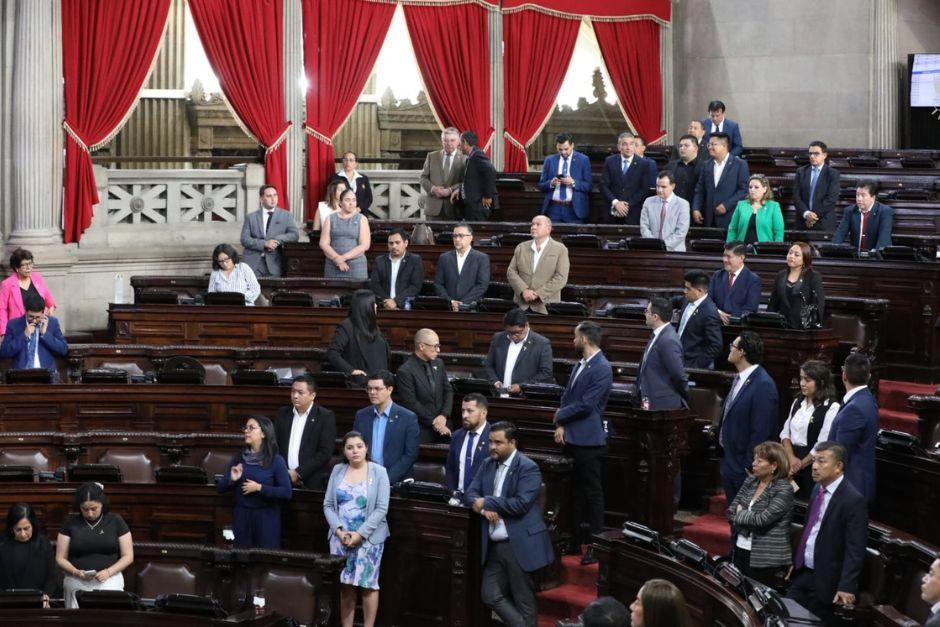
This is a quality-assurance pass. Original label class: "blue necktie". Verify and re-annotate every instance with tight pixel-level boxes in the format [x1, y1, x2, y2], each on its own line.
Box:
[462, 431, 476, 491]
[27, 330, 39, 367]
[559, 158, 569, 201]
[621, 158, 628, 176]
[809, 168, 819, 210]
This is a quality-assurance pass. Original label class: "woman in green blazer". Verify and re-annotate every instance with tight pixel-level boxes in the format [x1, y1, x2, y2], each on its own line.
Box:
[726, 174, 784, 244]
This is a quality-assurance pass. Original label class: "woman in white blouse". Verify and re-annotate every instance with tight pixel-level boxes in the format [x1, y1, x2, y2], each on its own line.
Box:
[208, 243, 261, 306]
[780, 359, 840, 495]
[314, 180, 347, 231]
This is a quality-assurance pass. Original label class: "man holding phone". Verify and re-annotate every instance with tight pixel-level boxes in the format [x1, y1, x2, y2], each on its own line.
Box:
[0, 292, 68, 380]
[538, 132, 592, 224]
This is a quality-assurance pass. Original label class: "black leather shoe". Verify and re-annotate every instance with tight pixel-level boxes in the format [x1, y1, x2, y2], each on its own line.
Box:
[562, 542, 582, 556]
[580, 547, 598, 565]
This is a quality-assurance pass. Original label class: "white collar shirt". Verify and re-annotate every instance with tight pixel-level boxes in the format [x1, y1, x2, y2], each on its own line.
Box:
[458, 421, 488, 493]
[389, 255, 403, 299]
[843, 385, 868, 405]
[456, 248, 469, 275]
[552, 155, 571, 202]
[489, 450, 517, 541]
[804, 474, 845, 569]
[711, 120, 723, 134]
[678, 294, 708, 337]
[501, 331, 529, 387]
[570, 348, 601, 386]
[713, 155, 729, 186]
[779, 399, 840, 447]
[729, 364, 759, 404]
[286, 404, 313, 470]
[530, 239, 549, 272]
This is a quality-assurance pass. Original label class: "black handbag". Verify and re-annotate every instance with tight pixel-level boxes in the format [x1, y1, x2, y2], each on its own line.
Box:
[799, 288, 821, 329]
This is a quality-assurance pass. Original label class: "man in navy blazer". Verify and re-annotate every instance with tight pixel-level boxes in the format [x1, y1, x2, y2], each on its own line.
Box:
[599, 131, 658, 226]
[672, 270, 723, 369]
[792, 141, 842, 231]
[0, 293, 68, 380]
[702, 100, 744, 157]
[636, 297, 688, 410]
[446, 393, 491, 497]
[240, 185, 300, 278]
[829, 353, 879, 502]
[717, 331, 778, 503]
[483, 308, 555, 393]
[369, 228, 424, 310]
[433, 222, 491, 310]
[538, 133, 592, 224]
[466, 421, 554, 627]
[451, 130, 498, 221]
[352, 370, 419, 484]
[554, 321, 612, 564]
[692, 132, 749, 229]
[708, 241, 761, 324]
[833, 181, 894, 253]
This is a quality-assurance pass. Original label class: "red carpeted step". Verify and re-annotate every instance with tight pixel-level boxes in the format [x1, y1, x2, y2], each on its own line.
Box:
[538, 583, 597, 620]
[707, 493, 727, 516]
[878, 380, 936, 412]
[559, 554, 599, 588]
[679, 513, 731, 557]
[878, 408, 919, 435]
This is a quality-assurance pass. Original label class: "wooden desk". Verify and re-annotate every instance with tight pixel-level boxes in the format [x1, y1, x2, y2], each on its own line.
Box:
[0, 610, 284, 627]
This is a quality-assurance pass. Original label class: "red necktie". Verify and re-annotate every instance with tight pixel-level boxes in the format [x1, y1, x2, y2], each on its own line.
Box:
[728, 272, 735, 291]
[658, 199, 668, 239]
[858, 210, 870, 251]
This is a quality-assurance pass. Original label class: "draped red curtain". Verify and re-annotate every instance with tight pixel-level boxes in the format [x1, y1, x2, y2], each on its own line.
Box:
[502, 9, 579, 172]
[501, 0, 669, 22]
[402, 2, 493, 151]
[302, 0, 395, 219]
[593, 19, 665, 143]
[61, 0, 171, 243]
[188, 0, 291, 208]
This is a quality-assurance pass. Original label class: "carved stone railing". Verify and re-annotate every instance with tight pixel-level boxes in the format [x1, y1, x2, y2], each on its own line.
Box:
[365, 169, 424, 219]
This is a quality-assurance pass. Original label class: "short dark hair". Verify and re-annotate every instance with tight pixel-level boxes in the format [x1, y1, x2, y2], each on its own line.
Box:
[388, 227, 410, 243]
[648, 296, 672, 322]
[724, 240, 747, 257]
[9, 248, 33, 270]
[842, 352, 871, 386]
[809, 140, 828, 153]
[709, 132, 730, 148]
[678, 134, 698, 145]
[555, 132, 573, 145]
[74, 481, 110, 515]
[800, 359, 837, 403]
[657, 171, 675, 185]
[857, 180, 879, 196]
[4, 502, 44, 544]
[368, 369, 395, 389]
[634, 135, 646, 146]
[292, 373, 317, 394]
[211, 243, 240, 271]
[815, 441, 847, 470]
[581, 596, 630, 627]
[460, 130, 478, 147]
[342, 430, 365, 448]
[503, 308, 529, 327]
[736, 331, 764, 365]
[453, 222, 473, 235]
[23, 292, 45, 313]
[490, 421, 517, 442]
[708, 100, 726, 112]
[575, 320, 603, 347]
[259, 184, 277, 196]
[462, 393, 489, 410]
[683, 269, 710, 290]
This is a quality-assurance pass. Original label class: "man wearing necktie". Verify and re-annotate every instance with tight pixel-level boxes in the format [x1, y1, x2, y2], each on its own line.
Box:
[445, 393, 491, 499]
[394, 328, 453, 444]
[670, 270, 722, 369]
[833, 181, 894, 253]
[639, 172, 691, 251]
[419, 127, 466, 220]
[239, 185, 299, 277]
[537, 133, 592, 224]
[701, 100, 744, 157]
[0, 292, 68, 381]
[793, 141, 841, 231]
[600, 131, 658, 226]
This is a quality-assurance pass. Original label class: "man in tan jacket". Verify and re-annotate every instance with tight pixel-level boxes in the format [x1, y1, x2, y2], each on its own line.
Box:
[506, 216, 570, 314]
[419, 127, 467, 220]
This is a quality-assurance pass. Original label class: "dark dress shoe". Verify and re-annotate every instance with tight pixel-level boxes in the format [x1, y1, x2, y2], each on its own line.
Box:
[562, 542, 582, 556]
[580, 548, 598, 565]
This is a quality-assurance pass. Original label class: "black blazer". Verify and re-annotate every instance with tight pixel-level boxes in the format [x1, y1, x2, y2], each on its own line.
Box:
[802, 479, 868, 602]
[325, 318, 390, 375]
[767, 269, 825, 330]
[671, 295, 723, 369]
[274, 404, 337, 489]
[369, 252, 424, 307]
[599, 154, 658, 225]
[792, 163, 841, 231]
[395, 354, 454, 435]
[462, 148, 498, 212]
[664, 156, 705, 204]
[433, 248, 491, 304]
[483, 330, 555, 387]
[329, 172, 374, 216]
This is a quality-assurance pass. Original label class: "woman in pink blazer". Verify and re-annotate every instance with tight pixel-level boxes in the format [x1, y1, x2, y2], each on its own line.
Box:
[0, 248, 56, 335]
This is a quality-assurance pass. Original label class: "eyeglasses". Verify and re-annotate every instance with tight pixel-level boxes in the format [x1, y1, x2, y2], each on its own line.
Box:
[242, 425, 259, 432]
[216, 257, 232, 264]
[18, 261, 34, 268]
[807, 151, 824, 157]
[366, 386, 387, 393]
[452, 233, 471, 238]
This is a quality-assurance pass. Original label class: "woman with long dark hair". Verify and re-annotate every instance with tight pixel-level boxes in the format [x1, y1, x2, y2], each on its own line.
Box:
[629, 578, 691, 627]
[768, 241, 826, 329]
[326, 289, 390, 382]
[0, 502, 56, 600]
[780, 360, 840, 495]
[218, 415, 292, 549]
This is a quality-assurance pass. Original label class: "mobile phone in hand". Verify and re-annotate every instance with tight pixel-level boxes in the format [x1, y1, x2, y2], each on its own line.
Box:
[82, 570, 97, 578]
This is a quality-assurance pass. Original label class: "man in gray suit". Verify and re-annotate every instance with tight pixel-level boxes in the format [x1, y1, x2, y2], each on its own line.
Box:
[635, 297, 688, 410]
[240, 185, 300, 278]
[639, 172, 690, 252]
[483, 308, 555, 394]
[420, 127, 467, 220]
[434, 222, 491, 311]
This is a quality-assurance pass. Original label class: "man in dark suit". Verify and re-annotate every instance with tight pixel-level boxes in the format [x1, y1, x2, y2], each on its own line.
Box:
[787, 441, 868, 624]
[691, 132, 749, 229]
[451, 130, 498, 221]
[483, 308, 555, 394]
[599, 131, 658, 225]
[717, 331, 778, 503]
[395, 328, 453, 444]
[636, 297, 688, 410]
[672, 270, 723, 369]
[793, 141, 842, 231]
[665, 133, 705, 204]
[274, 374, 337, 490]
[368, 228, 424, 310]
[708, 241, 761, 324]
[701, 100, 744, 157]
[833, 181, 894, 253]
[0, 292, 68, 380]
[830, 353, 879, 502]
[554, 321, 612, 565]
[688, 120, 708, 154]
[538, 132, 592, 224]
[434, 222, 491, 311]
[240, 185, 300, 277]
[353, 370, 419, 484]
[446, 393, 491, 498]
[922, 555, 940, 627]
[466, 421, 554, 627]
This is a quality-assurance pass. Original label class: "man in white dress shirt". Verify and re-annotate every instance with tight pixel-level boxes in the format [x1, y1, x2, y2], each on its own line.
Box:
[274, 374, 338, 489]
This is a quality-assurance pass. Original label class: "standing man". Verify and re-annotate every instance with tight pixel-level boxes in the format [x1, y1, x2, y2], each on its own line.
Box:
[434, 222, 491, 311]
[554, 321, 612, 565]
[395, 328, 454, 444]
[353, 370, 420, 484]
[702, 100, 744, 157]
[466, 421, 555, 627]
[368, 228, 424, 310]
[688, 120, 708, 154]
[240, 185, 300, 278]
[717, 331, 778, 503]
[793, 141, 841, 231]
[635, 297, 688, 410]
[639, 172, 690, 252]
[538, 133, 592, 224]
[692, 132, 749, 229]
[672, 270, 723, 369]
[708, 241, 762, 324]
[274, 374, 337, 490]
[483, 308, 555, 393]
[446, 393, 491, 498]
[451, 130, 498, 221]
[599, 131, 658, 226]
[420, 126, 466, 220]
[506, 216, 570, 315]
[665, 133, 705, 204]
[829, 353, 879, 503]
[832, 181, 894, 253]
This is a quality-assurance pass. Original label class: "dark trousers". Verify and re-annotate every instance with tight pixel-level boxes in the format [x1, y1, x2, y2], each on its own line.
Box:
[232, 505, 281, 549]
[545, 202, 583, 224]
[564, 443, 605, 543]
[786, 568, 830, 624]
[464, 202, 491, 222]
[720, 463, 745, 506]
[481, 540, 537, 627]
[731, 545, 784, 588]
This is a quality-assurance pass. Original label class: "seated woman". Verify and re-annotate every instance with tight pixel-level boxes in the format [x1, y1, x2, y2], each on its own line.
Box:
[330, 151, 374, 217]
[320, 189, 371, 281]
[0, 248, 56, 337]
[781, 360, 839, 496]
[727, 441, 793, 587]
[324, 431, 390, 627]
[768, 241, 825, 329]
[208, 243, 261, 306]
[726, 174, 784, 244]
[55, 482, 134, 609]
[326, 289, 390, 382]
[219, 415, 292, 549]
[0, 503, 56, 601]
[629, 578, 691, 627]
[315, 180, 347, 231]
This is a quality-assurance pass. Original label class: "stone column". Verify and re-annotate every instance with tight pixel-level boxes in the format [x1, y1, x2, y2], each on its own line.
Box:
[870, 0, 899, 148]
[661, 22, 673, 144]
[488, 8, 504, 170]
[283, 0, 307, 222]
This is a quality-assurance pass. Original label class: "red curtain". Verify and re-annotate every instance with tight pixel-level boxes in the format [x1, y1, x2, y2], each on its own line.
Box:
[502, 9, 579, 172]
[402, 2, 493, 150]
[593, 19, 665, 143]
[61, 0, 171, 243]
[501, 0, 670, 22]
[302, 0, 395, 219]
[188, 0, 291, 209]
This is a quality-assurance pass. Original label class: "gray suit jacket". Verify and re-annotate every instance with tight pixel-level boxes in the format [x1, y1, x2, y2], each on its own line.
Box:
[505, 238, 570, 314]
[433, 248, 491, 304]
[483, 330, 555, 387]
[639, 194, 691, 252]
[419, 149, 467, 217]
[926, 609, 940, 627]
[240, 207, 300, 277]
[323, 461, 390, 544]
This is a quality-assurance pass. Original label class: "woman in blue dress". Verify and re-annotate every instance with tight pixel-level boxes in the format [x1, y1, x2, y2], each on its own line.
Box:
[320, 189, 371, 280]
[323, 431, 390, 627]
[219, 415, 292, 549]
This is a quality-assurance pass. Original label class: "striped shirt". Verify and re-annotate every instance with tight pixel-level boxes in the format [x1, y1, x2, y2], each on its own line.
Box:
[208, 262, 261, 306]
